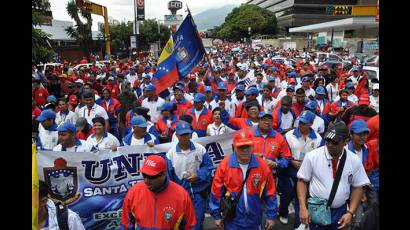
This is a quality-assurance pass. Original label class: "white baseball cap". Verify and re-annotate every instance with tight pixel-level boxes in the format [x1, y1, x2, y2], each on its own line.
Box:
[372, 83, 379, 90]
[75, 79, 84, 84]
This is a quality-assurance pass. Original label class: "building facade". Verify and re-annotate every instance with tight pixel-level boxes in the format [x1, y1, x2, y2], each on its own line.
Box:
[246, 0, 376, 33]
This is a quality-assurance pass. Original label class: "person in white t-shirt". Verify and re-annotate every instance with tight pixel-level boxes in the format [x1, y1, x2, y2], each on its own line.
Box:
[369, 84, 379, 113]
[141, 85, 165, 123]
[52, 122, 95, 152]
[283, 110, 323, 228]
[121, 115, 158, 146]
[55, 98, 78, 128]
[77, 91, 110, 131]
[87, 117, 120, 151]
[206, 107, 234, 136]
[297, 122, 370, 229]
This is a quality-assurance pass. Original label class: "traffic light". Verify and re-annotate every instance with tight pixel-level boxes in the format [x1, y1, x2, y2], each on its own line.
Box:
[325, 6, 334, 15]
[333, 5, 352, 15]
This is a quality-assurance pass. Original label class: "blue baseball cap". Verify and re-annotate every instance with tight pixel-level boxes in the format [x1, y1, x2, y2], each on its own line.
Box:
[245, 87, 259, 96]
[160, 102, 174, 112]
[142, 74, 151, 79]
[258, 111, 273, 119]
[345, 82, 355, 89]
[204, 86, 212, 92]
[352, 67, 359, 72]
[268, 76, 276, 82]
[36, 109, 56, 122]
[144, 85, 156, 91]
[175, 121, 192, 135]
[286, 85, 295, 92]
[235, 84, 245, 91]
[315, 86, 326, 95]
[299, 110, 315, 124]
[302, 76, 310, 82]
[217, 82, 227, 90]
[193, 93, 206, 103]
[47, 95, 57, 103]
[131, 115, 148, 127]
[57, 122, 76, 133]
[305, 100, 318, 110]
[349, 119, 370, 134]
[287, 72, 297, 78]
[203, 63, 209, 68]
[173, 84, 184, 91]
[271, 67, 279, 72]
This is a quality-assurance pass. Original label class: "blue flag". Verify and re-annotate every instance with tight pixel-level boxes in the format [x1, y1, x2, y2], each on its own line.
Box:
[173, 13, 205, 78]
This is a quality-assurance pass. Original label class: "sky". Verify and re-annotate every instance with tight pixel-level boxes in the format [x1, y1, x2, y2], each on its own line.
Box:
[49, 0, 247, 31]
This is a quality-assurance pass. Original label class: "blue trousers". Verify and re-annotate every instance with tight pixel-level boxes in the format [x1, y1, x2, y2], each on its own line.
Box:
[309, 204, 347, 230]
[278, 175, 302, 228]
[192, 193, 206, 230]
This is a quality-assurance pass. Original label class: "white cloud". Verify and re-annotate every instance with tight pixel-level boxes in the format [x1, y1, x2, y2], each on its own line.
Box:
[49, 0, 247, 31]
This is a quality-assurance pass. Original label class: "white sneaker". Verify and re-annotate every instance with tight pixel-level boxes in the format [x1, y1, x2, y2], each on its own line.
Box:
[279, 216, 289, 225]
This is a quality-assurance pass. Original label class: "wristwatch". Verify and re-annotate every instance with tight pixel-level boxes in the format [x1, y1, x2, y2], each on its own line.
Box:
[346, 210, 356, 218]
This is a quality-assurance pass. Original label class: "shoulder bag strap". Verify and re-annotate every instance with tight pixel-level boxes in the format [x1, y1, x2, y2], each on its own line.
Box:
[327, 149, 347, 207]
[234, 168, 252, 203]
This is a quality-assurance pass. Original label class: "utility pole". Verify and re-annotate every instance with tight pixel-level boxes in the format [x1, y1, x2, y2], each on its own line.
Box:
[76, 0, 111, 58]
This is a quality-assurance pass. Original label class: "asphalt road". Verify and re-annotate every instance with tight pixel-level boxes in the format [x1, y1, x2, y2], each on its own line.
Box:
[203, 213, 296, 230]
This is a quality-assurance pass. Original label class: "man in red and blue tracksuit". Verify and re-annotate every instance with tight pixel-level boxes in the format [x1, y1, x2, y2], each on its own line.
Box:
[187, 93, 213, 137]
[120, 155, 197, 230]
[97, 88, 122, 139]
[209, 130, 278, 230]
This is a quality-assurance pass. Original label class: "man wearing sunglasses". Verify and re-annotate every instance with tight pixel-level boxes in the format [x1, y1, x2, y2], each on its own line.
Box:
[297, 122, 370, 230]
[120, 155, 197, 230]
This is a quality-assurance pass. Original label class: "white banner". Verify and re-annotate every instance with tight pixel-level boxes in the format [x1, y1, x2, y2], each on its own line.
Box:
[37, 133, 234, 229]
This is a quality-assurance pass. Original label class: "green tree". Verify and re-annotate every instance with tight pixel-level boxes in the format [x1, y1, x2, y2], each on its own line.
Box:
[214, 4, 277, 41]
[32, 0, 54, 64]
[138, 19, 171, 51]
[65, 0, 93, 56]
[100, 19, 171, 54]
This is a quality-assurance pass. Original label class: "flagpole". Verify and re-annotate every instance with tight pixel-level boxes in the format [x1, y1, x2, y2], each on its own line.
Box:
[186, 4, 215, 78]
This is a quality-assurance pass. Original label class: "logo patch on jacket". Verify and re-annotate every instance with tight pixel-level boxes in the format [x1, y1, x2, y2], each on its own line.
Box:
[163, 206, 176, 222]
[202, 120, 206, 126]
[252, 173, 261, 187]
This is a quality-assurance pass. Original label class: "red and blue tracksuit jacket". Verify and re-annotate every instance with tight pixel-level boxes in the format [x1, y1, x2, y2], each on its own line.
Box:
[209, 153, 278, 229]
[124, 109, 160, 137]
[291, 100, 308, 117]
[220, 109, 255, 130]
[172, 97, 193, 117]
[155, 114, 179, 141]
[121, 132, 159, 146]
[272, 107, 296, 134]
[314, 98, 332, 115]
[249, 126, 292, 171]
[97, 97, 121, 129]
[120, 178, 197, 230]
[348, 140, 379, 190]
[187, 108, 213, 137]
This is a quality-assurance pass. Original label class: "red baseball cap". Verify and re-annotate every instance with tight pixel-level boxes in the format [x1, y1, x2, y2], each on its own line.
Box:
[228, 70, 236, 75]
[189, 73, 196, 80]
[69, 95, 78, 105]
[288, 78, 296, 84]
[358, 94, 370, 106]
[140, 155, 166, 176]
[233, 130, 254, 147]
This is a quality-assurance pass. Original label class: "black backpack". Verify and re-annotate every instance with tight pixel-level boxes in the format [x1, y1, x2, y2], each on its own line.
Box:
[54, 202, 69, 230]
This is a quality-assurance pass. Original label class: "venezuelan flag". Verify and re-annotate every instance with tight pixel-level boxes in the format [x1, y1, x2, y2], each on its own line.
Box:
[32, 143, 39, 230]
[153, 35, 179, 95]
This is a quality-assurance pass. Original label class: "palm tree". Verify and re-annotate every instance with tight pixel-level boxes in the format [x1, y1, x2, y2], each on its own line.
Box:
[65, 0, 93, 56]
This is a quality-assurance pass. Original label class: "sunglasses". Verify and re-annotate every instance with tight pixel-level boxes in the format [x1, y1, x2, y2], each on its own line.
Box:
[325, 138, 340, 145]
[142, 173, 162, 180]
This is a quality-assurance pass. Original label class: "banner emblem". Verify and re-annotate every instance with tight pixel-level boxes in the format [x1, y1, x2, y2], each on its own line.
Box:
[43, 157, 81, 204]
